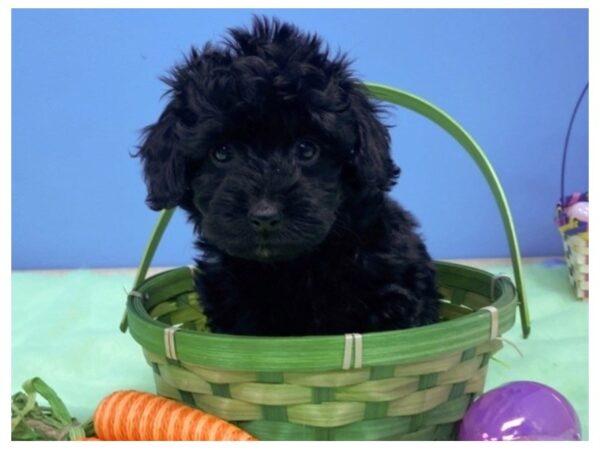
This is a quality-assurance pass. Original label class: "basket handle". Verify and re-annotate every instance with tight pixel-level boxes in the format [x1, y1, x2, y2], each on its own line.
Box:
[121, 83, 531, 338]
[366, 83, 529, 338]
[560, 82, 588, 206]
[120, 207, 176, 332]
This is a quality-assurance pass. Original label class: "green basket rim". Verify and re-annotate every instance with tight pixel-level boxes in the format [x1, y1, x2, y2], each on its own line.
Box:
[126, 261, 517, 372]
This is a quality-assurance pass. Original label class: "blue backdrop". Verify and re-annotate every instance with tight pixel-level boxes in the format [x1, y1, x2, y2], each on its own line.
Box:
[12, 9, 589, 270]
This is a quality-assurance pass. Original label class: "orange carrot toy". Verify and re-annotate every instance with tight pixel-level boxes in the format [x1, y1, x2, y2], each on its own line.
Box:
[92, 390, 256, 441]
[12, 379, 254, 441]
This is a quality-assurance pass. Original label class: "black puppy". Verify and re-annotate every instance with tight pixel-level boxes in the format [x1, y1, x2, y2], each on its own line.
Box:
[136, 17, 439, 336]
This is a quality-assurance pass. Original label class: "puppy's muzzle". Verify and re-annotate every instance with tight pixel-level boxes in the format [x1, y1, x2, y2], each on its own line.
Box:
[248, 199, 282, 233]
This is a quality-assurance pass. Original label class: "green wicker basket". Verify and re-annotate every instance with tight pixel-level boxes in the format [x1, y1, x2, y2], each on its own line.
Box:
[121, 84, 531, 441]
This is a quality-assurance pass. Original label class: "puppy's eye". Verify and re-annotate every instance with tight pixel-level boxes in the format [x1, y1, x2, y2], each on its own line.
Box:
[295, 140, 320, 164]
[211, 145, 234, 164]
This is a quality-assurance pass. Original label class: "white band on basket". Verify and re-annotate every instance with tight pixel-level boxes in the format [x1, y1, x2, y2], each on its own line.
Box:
[480, 306, 499, 340]
[128, 290, 146, 300]
[353, 333, 363, 369]
[482, 276, 525, 359]
[480, 305, 525, 358]
[342, 334, 353, 370]
[164, 325, 181, 360]
[342, 333, 364, 370]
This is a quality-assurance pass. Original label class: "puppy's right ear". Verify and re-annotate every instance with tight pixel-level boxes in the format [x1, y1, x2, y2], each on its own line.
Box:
[136, 106, 187, 211]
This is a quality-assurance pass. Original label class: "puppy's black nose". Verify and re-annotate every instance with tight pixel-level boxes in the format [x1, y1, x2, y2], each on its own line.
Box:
[248, 200, 282, 232]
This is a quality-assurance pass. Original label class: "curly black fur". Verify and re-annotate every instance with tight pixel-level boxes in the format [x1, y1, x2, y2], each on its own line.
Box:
[136, 17, 439, 336]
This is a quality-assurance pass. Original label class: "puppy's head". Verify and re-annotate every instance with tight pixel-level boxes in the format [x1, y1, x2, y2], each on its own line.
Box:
[137, 17, 399, 261]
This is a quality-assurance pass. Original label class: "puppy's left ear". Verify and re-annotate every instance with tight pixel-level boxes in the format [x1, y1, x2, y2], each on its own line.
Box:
[136, 105, 188, 211]
[349, 88, 400, 193]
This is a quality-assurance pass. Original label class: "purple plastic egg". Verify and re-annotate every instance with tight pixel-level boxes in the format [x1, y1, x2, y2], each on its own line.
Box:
[458, 381, 581, 441]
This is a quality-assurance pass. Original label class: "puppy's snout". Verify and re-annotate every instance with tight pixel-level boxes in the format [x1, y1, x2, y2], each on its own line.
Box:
[248, 200, 282, 232]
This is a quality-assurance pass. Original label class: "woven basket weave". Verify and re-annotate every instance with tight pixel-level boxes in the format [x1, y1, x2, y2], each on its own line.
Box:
[122, 84, 531, 441]
[562, 234, 589, 300]
[556, 194, 589, 300]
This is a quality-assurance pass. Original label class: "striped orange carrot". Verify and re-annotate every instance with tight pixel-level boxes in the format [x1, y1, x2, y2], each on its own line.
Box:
[92, 390, 256, 441]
